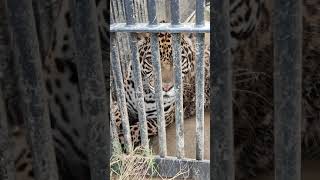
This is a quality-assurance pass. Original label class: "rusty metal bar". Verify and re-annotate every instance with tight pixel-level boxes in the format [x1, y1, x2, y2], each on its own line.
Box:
[195, 0, 206, 161]
[211, 0, 234, 179]
[170, 0, 185, 159]
[124, 0, 149, 149]
[274, 0, 302, 179]
[71, 0, 109, 179]
[147, 0, 167, 157]
[6, 0, 59, 179]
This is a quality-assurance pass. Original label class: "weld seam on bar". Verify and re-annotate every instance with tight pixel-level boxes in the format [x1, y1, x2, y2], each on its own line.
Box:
[195, 0, 206, 161]
[147, 0, 167, 157]
[110, 23, 210, 33]
[195, 33, 205, 160]
[212, 0, 234, 179]
[6, 0, 59, 179]
[273, 0, 302, 179]
[111, 34, 133, 152]
[0, 87, 15, 180]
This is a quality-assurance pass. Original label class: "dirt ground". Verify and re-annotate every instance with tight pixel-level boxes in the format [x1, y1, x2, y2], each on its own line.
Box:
[150, 112, 211, 160]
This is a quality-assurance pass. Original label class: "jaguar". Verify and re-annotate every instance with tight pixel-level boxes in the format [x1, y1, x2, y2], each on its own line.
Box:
[0, 0, 318, 180]
[112, 31, 210, 147]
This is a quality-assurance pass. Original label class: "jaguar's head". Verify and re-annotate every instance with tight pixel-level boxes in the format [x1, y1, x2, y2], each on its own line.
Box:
[137, 31, 194, 98]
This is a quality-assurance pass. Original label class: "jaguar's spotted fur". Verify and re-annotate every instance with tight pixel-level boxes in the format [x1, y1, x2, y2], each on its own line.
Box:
[112, 31, 210, 146]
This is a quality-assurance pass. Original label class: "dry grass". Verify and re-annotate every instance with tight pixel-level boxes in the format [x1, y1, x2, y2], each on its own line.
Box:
[110, 141, 189, 180]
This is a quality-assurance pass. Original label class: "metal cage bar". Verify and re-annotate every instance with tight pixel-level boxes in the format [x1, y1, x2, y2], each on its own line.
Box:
[171, 0, 185, 159]
[110, 23, 210, 33]
[0, 2, 14, 179]
[124, 0, 149, 149]
[147, 0, 167, 157]
[111, 33, 133, 152]
[195, 0, 206, 161]
[71, 0, 109, 179]
[0, 87, 15, 180]
[6, 0, 59, 179]
[110, 0, 210, 178]
[110, 94, 120, 149]
[273, 0, 302, 179]
[32, 1, 54, 60]
[211, 0, 234, 179]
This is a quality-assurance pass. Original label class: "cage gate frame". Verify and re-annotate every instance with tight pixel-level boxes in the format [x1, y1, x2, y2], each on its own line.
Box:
[110, 0, 210, 179]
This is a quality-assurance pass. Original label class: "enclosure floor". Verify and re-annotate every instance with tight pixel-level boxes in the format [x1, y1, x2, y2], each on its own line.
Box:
[150, 112, 320, 180]
[150, 112, 211, 159]
[110, 113, 320, 179]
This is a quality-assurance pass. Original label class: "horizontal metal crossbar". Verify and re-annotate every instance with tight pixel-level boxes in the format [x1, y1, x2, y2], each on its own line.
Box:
[110, 23, 210, 33]
[152, 156, 210, 179]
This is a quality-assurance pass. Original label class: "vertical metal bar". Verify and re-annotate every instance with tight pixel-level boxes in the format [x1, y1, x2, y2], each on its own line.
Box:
[139, 0, 147, 22]
[147, 0, 167, 157]
[0, 2, 15, 178]
[147, 0, 157, 25]
[71, 0, 109, 179]
[170, 0, 180, 25]
[124, 0, 135, 25]
[171, 0, 184, 159]
[274, 0, 302, 179]
[110, 95, 120, 148]
[111, 34, 133, 152]
[5, 0, 59, 179]
[0, 87, 15, 180]
[33, 0, 54, 59]
[195, 0, 205, 26]
[124, 0, 149, 149]
[195, 0, 205, 161]
[211, 0, 234, 179]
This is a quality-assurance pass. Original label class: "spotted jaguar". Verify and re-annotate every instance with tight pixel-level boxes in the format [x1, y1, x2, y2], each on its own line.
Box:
[112, 31, 210, 146]
[1, 0, 318, 180]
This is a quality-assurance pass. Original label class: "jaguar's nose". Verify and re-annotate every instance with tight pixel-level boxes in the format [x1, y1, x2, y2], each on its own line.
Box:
[162, 84, 173, 92]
